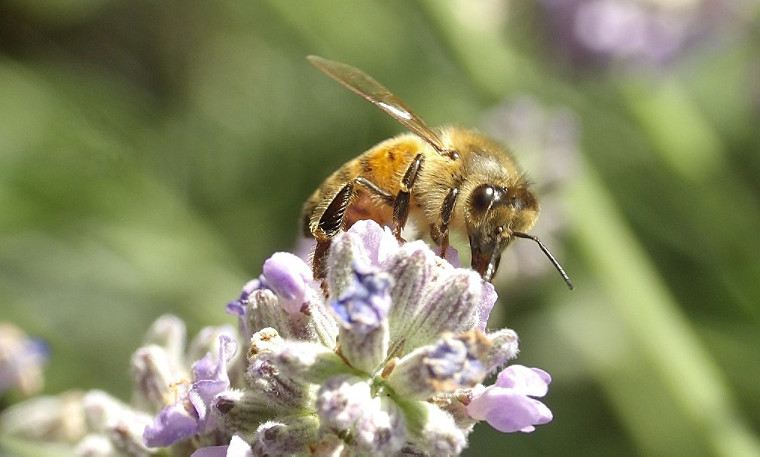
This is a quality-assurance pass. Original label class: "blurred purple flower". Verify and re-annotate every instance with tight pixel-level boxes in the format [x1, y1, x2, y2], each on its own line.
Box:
[466, 365, 553, 433]
[0, 322, 48, 396]
[540, 0, 747, 68]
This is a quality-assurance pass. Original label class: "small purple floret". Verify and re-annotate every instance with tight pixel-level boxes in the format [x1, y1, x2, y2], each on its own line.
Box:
[330, 266, 391, 334]
[225, 279, 261, 316]
[466, 365, 553, 433]
[262, 252, 313, 314]
[427, 337, 484, 386]
[144, 334, 237, 447]
[144, 400, 199, 447]
[226, 253, 316, 317]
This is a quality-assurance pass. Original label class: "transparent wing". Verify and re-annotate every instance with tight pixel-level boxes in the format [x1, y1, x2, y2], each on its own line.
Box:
[308, 55, 445, 153]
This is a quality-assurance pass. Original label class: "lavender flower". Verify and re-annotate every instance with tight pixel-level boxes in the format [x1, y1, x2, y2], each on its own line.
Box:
[0, 220, 554, 456]
[201, 220, 551, 456]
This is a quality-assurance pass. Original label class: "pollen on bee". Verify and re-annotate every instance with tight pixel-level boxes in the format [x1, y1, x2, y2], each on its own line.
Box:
[360, 142, 419, 190]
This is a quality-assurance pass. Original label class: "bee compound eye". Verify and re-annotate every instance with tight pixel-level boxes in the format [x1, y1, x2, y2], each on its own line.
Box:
[470, 184, 496, 213]
[506, 187, 532, 211]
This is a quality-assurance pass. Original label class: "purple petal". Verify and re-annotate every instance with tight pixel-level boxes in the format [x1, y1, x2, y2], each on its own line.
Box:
[144, 335, 237, 447]
[143, 401, 199, 447]
[425, 334, 486, 387]
[475, 281, 497, 330]
[442, 245, 461, 268]
[189, 379, 228, 432]
[190, 335, 236, 430]
[193, 353, 219, 383]
[495, 365, 551, 397]
[345, 220, 399, 266]
[192, 334, 236, 384]
[262, 252, 313, 314]
[226, 279, 261, 316]
[468, 387, 553, 433]
[190, 435, 253, 457]
[191, 446, 229, 457]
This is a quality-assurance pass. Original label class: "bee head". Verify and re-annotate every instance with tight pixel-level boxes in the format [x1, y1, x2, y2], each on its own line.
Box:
[464, 183, 539, 281]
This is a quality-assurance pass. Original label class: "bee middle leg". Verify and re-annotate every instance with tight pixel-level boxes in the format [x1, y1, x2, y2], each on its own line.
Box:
[391, 153, 424, 241]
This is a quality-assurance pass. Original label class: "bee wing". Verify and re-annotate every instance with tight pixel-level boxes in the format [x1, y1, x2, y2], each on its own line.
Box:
[308, 55, 446, 153]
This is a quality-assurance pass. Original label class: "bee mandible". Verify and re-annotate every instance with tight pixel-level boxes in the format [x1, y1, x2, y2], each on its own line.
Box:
[302, 56, 572, 289]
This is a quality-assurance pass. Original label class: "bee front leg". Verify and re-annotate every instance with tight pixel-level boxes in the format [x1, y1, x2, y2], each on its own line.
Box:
[431, 187, 458, 258]
[392, 154, 424, 242]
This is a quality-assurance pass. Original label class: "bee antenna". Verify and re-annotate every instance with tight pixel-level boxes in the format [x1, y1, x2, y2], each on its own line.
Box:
[513, 232, 574, 290]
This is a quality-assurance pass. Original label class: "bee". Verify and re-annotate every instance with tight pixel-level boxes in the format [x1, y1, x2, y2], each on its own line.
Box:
[302, 56, 572, 289]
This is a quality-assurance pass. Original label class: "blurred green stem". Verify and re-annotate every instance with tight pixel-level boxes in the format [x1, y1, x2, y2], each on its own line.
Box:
[570, 167, 760, 457]
[621, 78, 724, 182]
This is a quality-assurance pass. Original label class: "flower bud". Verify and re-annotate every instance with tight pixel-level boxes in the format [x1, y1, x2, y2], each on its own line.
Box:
[483, 328, 520, 373]
[262, 252, 314, 315]
[354, 397, 406, 455]
[315, 375, 371, 433]
[141, 315, 186, 364]
[254, 415, 319, 455]
[402, 401, 466, 456]
[130, 345, 185, 412]
[271, 341, 351, 385]
[214, 389, 276, 438]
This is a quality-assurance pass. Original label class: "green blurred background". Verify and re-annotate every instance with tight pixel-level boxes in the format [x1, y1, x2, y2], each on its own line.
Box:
[1, 0, 759, 456]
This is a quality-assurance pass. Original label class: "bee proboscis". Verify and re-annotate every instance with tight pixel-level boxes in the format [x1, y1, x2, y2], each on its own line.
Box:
[302, 55, 572, 289]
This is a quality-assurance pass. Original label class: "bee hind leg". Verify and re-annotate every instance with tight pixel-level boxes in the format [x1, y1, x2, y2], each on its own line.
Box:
[311, 181, 356, 281]
[431, 187, 459, 258]
[312, 177, 395, 282]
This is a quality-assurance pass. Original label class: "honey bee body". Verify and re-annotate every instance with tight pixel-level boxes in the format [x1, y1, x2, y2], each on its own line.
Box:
[302, 56, 571, 288]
